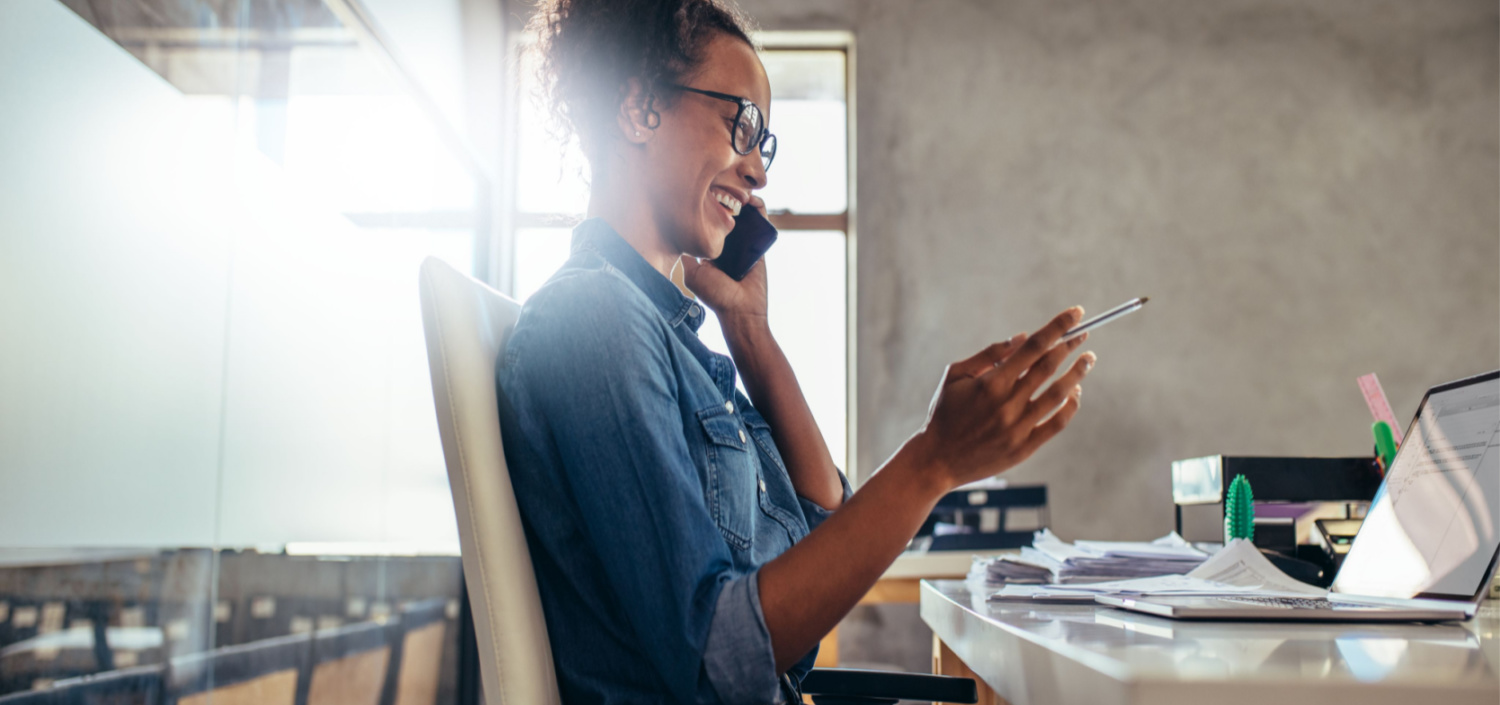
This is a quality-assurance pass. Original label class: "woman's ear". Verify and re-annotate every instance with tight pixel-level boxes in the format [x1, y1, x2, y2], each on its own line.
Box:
[616, 77, 654, 145]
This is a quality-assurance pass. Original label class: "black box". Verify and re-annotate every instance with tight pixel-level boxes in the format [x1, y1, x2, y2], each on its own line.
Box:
[1171, 455, 1382, 544]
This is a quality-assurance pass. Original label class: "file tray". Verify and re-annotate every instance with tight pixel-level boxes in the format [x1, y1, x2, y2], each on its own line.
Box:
[1171, 456, 1382, 545]
[914, 484, 1048, 552]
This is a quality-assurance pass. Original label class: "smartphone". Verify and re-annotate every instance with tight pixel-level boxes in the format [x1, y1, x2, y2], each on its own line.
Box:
[712, 206, 778, 281]
[1061, 297, 1149, 342]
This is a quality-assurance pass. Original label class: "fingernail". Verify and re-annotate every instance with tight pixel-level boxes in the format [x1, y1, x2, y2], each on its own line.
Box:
[1073, 384, 1083, 398]
[1083, 352, 1096, 370]
[1070, 306, 1084, 317]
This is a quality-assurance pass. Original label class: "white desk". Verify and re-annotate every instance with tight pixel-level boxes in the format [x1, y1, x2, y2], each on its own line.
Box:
[922, 579, 1500, 705]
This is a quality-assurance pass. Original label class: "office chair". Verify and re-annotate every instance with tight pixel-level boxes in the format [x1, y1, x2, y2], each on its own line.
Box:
[418, 258, 977, 705]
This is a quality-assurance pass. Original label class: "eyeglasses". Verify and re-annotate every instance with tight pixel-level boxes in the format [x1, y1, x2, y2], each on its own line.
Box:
[671, 84, 777, 171]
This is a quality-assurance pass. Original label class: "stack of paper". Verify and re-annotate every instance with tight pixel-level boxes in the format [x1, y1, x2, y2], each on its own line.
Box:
[982, 556, 1053, 584]
[990, 539, 1325, 602]
[996, 529, 1209, 585]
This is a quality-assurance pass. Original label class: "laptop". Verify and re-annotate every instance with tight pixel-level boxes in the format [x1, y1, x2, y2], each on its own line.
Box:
[1099, 370, 1500, 622]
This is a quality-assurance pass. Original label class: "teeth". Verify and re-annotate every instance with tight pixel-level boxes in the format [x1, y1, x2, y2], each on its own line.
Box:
[714, 191, 742, 216]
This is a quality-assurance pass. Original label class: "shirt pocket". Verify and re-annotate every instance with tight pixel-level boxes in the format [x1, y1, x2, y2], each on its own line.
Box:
[696, 403, 758, 550]
[742, 413, 808, 544]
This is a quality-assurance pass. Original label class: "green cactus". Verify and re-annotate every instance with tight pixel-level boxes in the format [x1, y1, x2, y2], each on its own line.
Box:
[1224, 474, 1255, 542]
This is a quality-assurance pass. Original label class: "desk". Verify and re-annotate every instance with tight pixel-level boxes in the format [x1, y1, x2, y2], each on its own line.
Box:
[922, 579, 1500, 705]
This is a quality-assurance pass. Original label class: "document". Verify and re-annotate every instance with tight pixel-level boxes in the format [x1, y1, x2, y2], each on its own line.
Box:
[1017, 529, 1209, 583]
[989, 584, 1097, 603]
[1074, 533, 1208, 560]
[1184, 538, 1325, 596]
[990, 540, 1324, 601]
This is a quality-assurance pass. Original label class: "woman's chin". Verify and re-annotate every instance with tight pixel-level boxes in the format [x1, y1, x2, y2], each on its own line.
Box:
[697, 233, 727, 260]
[699, 217, 733, 255]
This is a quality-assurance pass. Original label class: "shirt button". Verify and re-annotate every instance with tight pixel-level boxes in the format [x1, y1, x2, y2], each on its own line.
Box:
[689, 304, 701, 317]
[758, 478, 767, 493]
[724, 401, 734, 413]
[738, 429, 747, 443]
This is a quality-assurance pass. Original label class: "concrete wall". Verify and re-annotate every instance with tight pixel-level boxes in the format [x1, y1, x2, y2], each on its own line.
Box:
[745, 0, 1499, 541]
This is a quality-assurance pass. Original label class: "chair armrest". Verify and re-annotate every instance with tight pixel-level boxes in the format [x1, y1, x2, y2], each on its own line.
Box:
[801, 668, 977, 704]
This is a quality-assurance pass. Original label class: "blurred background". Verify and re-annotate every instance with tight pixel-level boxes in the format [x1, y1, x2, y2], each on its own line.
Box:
[0, 0, 1495, 698]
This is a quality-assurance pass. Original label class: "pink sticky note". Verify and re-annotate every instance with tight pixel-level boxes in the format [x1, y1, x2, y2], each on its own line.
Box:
[1357, 373, 1404, 445]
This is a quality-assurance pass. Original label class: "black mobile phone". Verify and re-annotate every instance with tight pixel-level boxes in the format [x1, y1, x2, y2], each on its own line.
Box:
[712, 206, 778, 281]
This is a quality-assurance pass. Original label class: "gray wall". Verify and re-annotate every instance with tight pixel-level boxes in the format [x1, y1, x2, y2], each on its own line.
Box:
[746, 0, 1499, 541]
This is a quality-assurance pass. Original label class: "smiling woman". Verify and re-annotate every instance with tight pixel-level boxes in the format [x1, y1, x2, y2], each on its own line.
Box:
[495, 0, 1093, 702]
[512, 38, 852, 471]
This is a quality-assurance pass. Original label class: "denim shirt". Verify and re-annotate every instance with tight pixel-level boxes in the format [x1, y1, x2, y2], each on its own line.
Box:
[496, 218, 851, 704]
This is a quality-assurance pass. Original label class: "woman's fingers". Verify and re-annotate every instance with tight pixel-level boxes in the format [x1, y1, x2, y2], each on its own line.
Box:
[1019, 390, 1083, 459]
[1016, 353, 1095, 430]
[997, 334, 1085, 406]
[945, 334, 1026, 382]
[990, 307, 1083, 387]
[679, 254, 712, 287]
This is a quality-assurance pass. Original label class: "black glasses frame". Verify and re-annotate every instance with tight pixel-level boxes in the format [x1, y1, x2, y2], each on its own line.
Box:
[671, 84, 777, 171]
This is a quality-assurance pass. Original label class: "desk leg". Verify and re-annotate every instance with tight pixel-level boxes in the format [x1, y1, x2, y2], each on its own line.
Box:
[933, 635, 1004, 705]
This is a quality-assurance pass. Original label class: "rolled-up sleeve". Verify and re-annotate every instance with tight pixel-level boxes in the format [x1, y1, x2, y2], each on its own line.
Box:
[701, 572, 780, 705]
[515, 272, 778, 704]
[797, 470, 853, 533]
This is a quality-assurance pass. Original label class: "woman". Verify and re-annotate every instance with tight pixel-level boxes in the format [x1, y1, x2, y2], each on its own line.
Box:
[497, 1, 1095, 702]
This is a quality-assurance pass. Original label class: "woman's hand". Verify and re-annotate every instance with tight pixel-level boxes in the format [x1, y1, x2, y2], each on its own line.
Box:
[900, 307, 1096, 492]
[680, 196, 769, 325]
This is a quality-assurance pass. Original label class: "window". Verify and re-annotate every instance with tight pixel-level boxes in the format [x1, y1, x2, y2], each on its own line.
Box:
[506, 35, 854, 472]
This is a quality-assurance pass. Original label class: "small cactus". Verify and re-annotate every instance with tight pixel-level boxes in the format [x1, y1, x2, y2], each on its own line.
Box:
[1225, 474, 1255, 542]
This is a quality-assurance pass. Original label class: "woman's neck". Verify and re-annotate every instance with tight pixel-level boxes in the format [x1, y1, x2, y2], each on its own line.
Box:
[586, 174, 681, 278]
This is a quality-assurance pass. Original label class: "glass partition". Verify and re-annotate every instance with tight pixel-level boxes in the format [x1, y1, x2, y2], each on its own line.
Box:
[0, 0, 483, 700]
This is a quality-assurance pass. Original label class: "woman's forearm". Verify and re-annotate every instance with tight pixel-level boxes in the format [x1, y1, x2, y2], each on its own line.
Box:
[756, 441, 950, 672]
[720, 315, 844, 509]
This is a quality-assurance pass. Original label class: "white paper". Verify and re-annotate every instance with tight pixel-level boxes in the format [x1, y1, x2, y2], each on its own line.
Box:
[988, 584, 1098, 602]
[1074, 532, 1209, 560]
[1184, 538, 1327, 596]
[1032, 529, 1093, 562]
[1017, 540, 1325, 598]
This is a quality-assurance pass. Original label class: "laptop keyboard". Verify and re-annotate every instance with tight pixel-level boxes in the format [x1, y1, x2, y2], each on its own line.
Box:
[1219, 596, 1337, 610]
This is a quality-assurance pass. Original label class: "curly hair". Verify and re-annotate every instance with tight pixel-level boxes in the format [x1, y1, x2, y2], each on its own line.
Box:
[526, 0, 756, 166]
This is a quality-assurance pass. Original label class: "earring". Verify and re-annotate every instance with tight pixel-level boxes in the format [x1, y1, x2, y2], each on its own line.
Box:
[634, 131, 641, 137]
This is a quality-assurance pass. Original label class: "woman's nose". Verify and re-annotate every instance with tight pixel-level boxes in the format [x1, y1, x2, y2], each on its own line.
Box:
[741, 151, 768, 190]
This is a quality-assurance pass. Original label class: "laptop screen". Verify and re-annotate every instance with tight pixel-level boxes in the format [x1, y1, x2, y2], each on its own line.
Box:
[1333, 371, 1500, 600]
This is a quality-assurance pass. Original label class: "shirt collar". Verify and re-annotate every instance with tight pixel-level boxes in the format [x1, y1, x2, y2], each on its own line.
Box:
[571, 218, 705, 332]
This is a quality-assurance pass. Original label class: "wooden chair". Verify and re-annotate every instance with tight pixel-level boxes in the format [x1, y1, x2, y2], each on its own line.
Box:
[0, 663, 163, 705]
[418, 257, 975, 704]
[164, 632, 310, 705]
[384, 600, 445, 705]
[306, 622, 391, 705]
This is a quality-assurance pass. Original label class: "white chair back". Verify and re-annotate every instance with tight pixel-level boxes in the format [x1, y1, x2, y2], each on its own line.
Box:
[418, 257, 561, 705]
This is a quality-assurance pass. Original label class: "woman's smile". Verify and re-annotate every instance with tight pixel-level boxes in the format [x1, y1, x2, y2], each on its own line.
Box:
[708, 185, 745, 233]
[712, 186, 743, 216]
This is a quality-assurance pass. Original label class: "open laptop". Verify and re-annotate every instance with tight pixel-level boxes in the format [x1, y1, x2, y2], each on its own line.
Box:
[1099, 370, 1500, 622]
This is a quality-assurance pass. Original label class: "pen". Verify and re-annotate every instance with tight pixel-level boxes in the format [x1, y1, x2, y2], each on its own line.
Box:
[1061, 297, 1149, 342]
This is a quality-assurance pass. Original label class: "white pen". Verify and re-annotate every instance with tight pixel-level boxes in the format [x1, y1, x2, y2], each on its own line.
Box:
[1061, 297, 1149, 342]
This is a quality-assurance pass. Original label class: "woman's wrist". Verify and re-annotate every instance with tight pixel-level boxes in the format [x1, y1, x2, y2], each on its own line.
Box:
[881, 433, 959, 502]
[717, 311, 772, 346]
